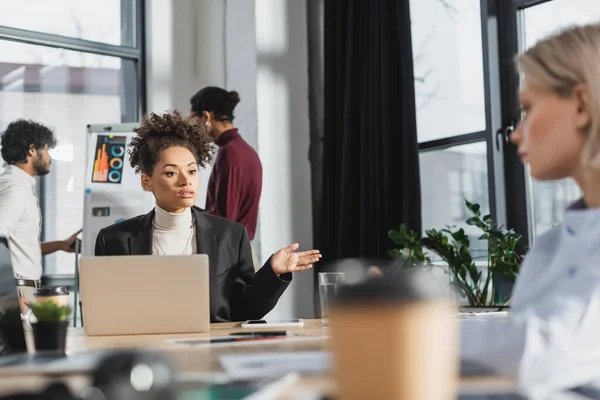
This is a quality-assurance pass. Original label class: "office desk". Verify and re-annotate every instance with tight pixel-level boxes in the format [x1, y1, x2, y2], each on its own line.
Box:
[0, 319, 513, 399]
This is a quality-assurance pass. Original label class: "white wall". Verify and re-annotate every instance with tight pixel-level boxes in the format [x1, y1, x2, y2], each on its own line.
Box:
[145, 0, 314, 318]
[145, 0, 175, 113]
[146, 0, 224, 209]
[256, 0, 314, 319]
[225, 0, 258, 149]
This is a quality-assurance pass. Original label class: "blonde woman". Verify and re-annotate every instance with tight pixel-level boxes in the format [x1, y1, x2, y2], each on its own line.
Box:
[461, 23, 600, 398]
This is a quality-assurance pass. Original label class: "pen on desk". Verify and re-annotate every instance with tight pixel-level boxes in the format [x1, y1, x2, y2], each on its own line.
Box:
[229, 330, 290, 337]
[209, 337, 238, 344]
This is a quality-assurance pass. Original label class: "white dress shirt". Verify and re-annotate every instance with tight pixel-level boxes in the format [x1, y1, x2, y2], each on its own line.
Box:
[151, 205, 196, 256]
[461, 199, 600, 399]
[0, 165, 42, 280]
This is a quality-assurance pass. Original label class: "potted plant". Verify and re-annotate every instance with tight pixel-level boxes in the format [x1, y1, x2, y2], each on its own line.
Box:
[424, 225, 492, 308]
[29, 301, 71, 353]
[464, 200, 524, 304]
[387, 224, 460, 300]
[387, 224, 431, 269]
[0, 305, 27, 354]
[388, 200, 525, 308]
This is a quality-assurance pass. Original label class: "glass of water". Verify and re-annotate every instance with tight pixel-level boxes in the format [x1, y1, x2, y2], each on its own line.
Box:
[319, 272, 345, 327]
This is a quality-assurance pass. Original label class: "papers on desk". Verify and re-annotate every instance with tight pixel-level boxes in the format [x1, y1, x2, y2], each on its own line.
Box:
[219, 351, 332, 380]
[457, 391, 594, 399]
[177, 373, 300, 400]
[243, 373, 301, 400]
[166, 334, 328, 348]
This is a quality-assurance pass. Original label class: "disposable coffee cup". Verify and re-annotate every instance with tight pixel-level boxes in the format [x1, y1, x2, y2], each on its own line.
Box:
[34, 286, 69, 307]
[329, 268, 459, 400]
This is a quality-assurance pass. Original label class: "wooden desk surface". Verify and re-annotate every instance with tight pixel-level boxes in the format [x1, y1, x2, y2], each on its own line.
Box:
[67, 319, 329, 374]
[0, 319, 513, 399]
[69, 319, 326, 347]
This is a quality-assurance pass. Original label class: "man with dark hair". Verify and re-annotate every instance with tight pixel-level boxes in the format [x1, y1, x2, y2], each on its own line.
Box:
[190, 87, 262, 240]
[0, 119, 80, 304]
[190, 87, 263, 269]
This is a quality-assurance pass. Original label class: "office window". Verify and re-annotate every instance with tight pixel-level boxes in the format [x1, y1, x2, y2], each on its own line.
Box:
[448, 170, 462, 221]
[420, 142, 489, 256]
[410, 0, 486, 142]
[0, 1, 143, 275]
[531, 179, 581, 236]
[448, 168, 488, 223]
[518, 0, 593, 240]
[411, 0, 493, 263]
[409, 0, 600, 292]
[0, 0, 136, 46]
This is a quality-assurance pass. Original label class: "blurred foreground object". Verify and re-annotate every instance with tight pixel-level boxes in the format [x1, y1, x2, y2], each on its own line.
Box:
[329, 268, 458, 400]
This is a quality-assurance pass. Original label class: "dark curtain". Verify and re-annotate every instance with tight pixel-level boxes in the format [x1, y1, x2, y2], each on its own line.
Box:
[318, 0, 421, 263]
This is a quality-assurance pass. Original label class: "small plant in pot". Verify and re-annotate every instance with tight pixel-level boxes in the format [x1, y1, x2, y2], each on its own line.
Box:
[387, 225, 431, 269]
[29, 301, 71, 353]
[388, 200, 525, 308]
[0, 306, 28, 354]
[464, 200, 524, 305]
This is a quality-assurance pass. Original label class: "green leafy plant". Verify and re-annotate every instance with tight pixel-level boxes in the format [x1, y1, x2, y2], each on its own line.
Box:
[388, 200, 525, 307]
[387, 224, 431, 267]
[464, 200, 523, 282]
[30, 301, 71, 323]
[421, 226, 490, 306]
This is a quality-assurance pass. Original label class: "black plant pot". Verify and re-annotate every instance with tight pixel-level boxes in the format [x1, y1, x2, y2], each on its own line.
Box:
[32, 321, 68, 353]
[493, 275, 515, 304]
[0, 321, 27, 353]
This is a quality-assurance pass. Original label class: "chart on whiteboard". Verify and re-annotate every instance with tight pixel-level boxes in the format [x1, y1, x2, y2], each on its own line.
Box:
[82, 125, 156, 256]
[91, 134, 127, 184]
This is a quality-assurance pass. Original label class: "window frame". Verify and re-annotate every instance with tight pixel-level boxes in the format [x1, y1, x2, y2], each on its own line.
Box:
[491, 0, 556, 253]
[417, 0, 503, 236]
[418, 0, 559, 258]
[0, 0, 146, 283]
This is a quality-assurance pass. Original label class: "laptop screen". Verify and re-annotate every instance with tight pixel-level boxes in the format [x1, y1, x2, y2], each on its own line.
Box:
[0, 237, 27, 354]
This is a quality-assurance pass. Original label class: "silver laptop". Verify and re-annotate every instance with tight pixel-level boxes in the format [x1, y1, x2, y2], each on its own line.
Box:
[80, 255, 210, 336]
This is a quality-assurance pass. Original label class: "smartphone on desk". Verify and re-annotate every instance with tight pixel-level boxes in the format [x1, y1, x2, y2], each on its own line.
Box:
[240, 319, 304, 329]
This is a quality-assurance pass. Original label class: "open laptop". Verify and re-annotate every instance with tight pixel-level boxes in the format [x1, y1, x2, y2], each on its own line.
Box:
[79, 254, 210, 336]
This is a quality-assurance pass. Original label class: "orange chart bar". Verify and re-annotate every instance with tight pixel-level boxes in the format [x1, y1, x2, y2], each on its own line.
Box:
[92, 143, 109, 182]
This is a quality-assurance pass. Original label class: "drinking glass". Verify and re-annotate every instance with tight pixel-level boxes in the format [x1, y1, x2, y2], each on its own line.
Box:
[318, 272, 345, 327]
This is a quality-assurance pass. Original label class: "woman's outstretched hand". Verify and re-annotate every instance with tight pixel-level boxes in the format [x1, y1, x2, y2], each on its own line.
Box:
[270, 243, 322, 275]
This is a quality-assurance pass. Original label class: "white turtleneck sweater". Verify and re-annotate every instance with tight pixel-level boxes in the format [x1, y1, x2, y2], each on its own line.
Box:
[151, 205, 197, 256]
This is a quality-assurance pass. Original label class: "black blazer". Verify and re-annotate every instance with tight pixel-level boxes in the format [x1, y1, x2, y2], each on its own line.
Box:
[94, 206, 291, 322]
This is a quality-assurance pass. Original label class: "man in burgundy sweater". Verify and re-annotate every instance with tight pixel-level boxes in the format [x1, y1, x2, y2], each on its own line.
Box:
[190, 87, 262, 242]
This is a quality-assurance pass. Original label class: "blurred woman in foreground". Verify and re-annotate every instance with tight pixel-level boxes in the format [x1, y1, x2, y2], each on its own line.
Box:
[461, 23, 600, 398]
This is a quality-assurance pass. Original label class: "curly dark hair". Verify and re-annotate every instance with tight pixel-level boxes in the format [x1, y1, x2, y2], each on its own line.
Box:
[129, 111, 213, 175]
[0, 119, 56, 165]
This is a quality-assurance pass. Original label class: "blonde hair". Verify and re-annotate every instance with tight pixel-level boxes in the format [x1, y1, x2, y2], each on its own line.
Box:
[517, 23, 600, 169]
